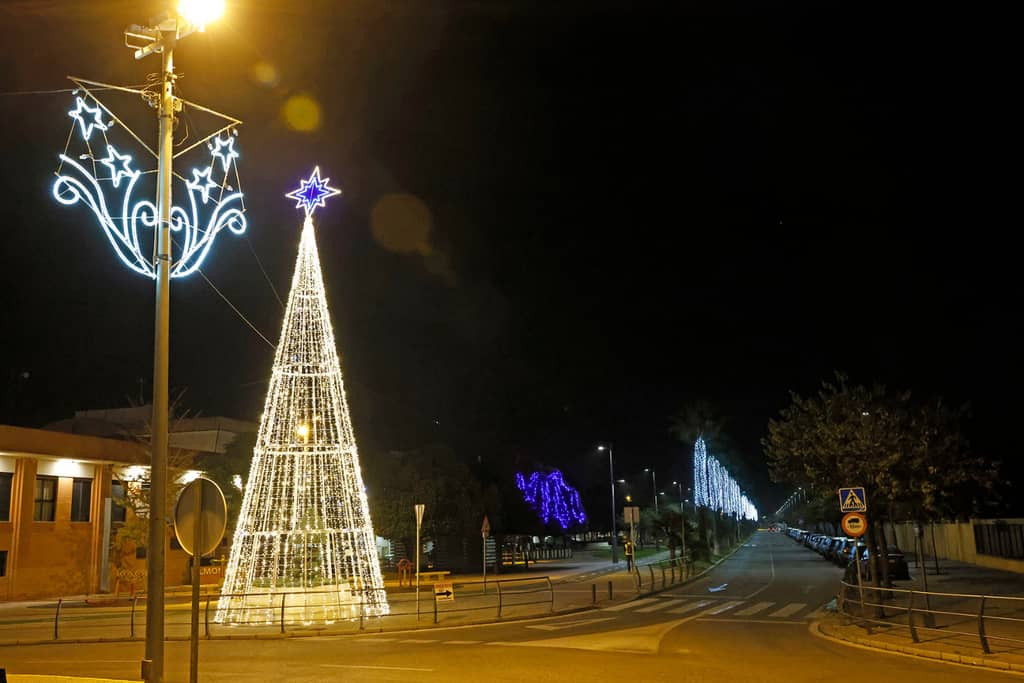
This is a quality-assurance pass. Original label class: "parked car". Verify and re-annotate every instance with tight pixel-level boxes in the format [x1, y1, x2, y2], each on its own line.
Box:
[844, 546, 911, 582]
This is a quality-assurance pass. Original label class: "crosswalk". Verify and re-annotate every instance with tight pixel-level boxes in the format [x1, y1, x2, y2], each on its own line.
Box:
[601, 597, 824, 621]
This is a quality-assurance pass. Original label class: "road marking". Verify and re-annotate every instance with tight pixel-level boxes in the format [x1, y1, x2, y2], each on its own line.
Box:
[733, 601, 775, 617]
[635, 599, 686, 613]
[526, 617, 615, 631]
[744, 551, 775, 600]
[444, 639, 483, 644]
[667, 600, 714, 614]
[699, 617, 806, 625]
[602, 597, 659, 612]
[322, 665, 434, 672]
[705, 600, 744, 615]
[399, 638, 438, 644]
[768, 602, 806, 618]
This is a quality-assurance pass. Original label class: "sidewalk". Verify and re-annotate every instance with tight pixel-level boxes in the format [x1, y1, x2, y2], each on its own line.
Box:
[816, 554, 1024, 674]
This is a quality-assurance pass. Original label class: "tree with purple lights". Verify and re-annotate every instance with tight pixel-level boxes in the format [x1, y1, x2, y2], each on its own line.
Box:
[515, 470, 587, 530]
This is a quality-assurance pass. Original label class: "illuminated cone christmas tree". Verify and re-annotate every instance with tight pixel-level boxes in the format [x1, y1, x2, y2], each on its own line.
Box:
[216, 168, 388, 624]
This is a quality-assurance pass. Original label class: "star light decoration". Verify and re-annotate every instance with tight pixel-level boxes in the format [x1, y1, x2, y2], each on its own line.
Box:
[216, 168, 388, 626]
[52, 91, 246, 279]
[693, 436, 759, 521]
[286, 166, 341, 217]
[515, 470, 587, 530]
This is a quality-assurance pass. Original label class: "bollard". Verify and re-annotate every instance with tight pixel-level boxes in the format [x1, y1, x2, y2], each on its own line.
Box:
[547, 577, 554, 612]
[131, 596, 138, 638]
[592, 583, 597, 605]
[648, 565, 655, 589]
[204, 596, 211, 638]
[280, 593, 286, 635]
[433, 593, 438, 624]
[979, 596, 991, 654]
[497, 581, 504, 618]
[54, 598, 63, 640]
[907, 591, 919, 643]
[608, 580, 613, 601]
[661, 566, 666, 588]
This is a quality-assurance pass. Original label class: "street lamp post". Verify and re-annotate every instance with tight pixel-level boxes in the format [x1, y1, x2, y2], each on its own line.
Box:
[126, 5, 225, 681]
[598, 444, 618, 564]
[645, 468, 658, 512]
[673, 481, 687, 560]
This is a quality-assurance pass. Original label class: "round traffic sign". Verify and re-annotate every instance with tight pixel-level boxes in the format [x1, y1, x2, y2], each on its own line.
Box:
[841, 511, 868, 537]
[173, 477, 227, 557]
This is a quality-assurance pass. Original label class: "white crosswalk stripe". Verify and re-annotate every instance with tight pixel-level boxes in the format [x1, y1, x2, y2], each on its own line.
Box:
[602, 597, 659, 612]
[705, 600, 744, 615]
[767, 602, 806, 618]
[733, 601, 775, 617]
[635, 599, 686, 613]
[667, 599, 714, 614]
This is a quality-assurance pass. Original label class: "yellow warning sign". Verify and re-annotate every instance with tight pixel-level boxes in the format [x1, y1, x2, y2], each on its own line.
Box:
[838, 487, 867, 512]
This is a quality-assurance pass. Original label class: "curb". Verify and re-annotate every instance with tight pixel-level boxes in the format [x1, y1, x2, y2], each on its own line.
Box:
[813, 619, 1024, 675]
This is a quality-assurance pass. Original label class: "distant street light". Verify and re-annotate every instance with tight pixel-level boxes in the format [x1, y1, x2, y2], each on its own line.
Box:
[673, 480, 687, 559]
[644, 468, 658, 512]
[598, 444, 618, 564]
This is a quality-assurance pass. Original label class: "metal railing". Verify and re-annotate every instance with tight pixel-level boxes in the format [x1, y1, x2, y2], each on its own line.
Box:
[632, 556, 692, 593]
[838, 580, 1024, 655]
[38, 576, 558, 642]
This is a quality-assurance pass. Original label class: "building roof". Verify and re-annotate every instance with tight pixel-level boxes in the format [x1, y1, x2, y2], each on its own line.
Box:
[0, 423, 147, 465]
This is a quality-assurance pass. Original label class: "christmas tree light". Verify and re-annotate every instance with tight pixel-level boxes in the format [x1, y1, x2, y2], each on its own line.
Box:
[216, 168, 387, 625]
[515, 470, 587, 529]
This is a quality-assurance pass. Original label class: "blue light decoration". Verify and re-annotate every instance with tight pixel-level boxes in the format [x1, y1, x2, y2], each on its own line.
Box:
[52, 89, 246, 279]
[515, 470, 587, 530]
[286, 166, 341, 217]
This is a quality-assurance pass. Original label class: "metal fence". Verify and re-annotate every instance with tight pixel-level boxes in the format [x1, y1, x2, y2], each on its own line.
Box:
[633, 556, 693, 593]
[838, 580, 1024, 655]
[40, 576, 558, 642]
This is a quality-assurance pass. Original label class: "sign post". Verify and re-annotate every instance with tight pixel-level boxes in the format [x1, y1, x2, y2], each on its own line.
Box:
[624, 506, 640, 553]
[415, 503, 425, 620]
[173, 478, 227, 683]
[481, 515, 490, 594]
[840, 495, 869, 617]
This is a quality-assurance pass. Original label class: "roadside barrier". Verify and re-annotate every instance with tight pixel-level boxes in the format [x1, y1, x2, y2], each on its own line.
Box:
[838, 580, 1024, 655]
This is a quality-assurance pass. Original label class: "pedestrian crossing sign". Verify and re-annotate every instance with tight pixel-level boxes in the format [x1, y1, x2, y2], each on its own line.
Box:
[838, 487, 867, 513]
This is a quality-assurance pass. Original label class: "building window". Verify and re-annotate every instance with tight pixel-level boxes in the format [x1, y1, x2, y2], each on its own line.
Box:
[0, 472, 12, 522]
[71, 478, 92, 522]
[34, 476, 57, 522]
[0, 550, 7, 577]
[110, 480, 127, 524]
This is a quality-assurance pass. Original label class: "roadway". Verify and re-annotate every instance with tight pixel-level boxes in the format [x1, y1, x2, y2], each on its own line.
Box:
[2, 531, 1015, 681]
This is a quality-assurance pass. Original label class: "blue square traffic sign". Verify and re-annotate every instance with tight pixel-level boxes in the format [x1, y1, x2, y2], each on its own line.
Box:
[838, 486, 867, 512]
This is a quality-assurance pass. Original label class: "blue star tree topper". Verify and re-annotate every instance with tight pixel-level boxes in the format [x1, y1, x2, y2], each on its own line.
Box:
[286, 166, 342, 217]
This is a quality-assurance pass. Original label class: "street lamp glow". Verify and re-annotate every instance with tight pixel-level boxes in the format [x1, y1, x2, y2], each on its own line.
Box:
[179, 0, 225, 27]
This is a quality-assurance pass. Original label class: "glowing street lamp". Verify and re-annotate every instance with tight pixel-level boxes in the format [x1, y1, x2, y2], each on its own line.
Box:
[125, 6, 228, 682]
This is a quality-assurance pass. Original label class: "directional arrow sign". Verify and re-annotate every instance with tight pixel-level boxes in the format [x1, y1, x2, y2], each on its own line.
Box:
[434, 582, 454, 602]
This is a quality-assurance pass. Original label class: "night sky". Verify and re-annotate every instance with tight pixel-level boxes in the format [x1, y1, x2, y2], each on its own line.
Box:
[0, 2, 1018, 513]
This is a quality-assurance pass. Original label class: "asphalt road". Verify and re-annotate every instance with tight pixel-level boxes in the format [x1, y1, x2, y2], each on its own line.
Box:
[1, 532, 1016, 681]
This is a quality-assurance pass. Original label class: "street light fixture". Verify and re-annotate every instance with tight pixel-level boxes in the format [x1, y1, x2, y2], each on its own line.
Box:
[597, 444, 618, 564]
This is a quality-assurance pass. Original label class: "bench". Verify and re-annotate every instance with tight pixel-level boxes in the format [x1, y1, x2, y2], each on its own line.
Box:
[416, 570, 451, 583]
